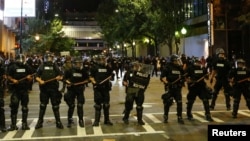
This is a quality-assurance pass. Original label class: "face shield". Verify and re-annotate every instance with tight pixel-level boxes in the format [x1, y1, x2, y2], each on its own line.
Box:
[15, 54, 25, 64]
[173, 58, 183, 66]
[44, 54, 53, 62]
[236, 59, 246, 69]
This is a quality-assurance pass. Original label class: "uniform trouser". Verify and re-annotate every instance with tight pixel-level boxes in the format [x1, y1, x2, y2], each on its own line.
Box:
[65, 89, 85, 122]
[210, 79, 231, 108]
[187, 85, 211, 117]
[232, 86, 250, 115]
[0, 88, 5, 128]
[38, 89, 62, 124]
[123, 90, 144, 121]
[163, 87, 182, 118]
[93, 88, 110, 122]
[9, 90, 29, 125]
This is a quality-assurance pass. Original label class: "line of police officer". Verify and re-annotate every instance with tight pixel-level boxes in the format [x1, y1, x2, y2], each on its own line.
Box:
[1, 51, 250, 132]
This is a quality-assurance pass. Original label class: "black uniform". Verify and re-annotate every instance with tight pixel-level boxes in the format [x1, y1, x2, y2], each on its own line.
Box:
[90, 61, 114, 126]
[228, 59, 250, 118]
[7, 58, 33, 131]
[160, 55, 185, 124]
[0, 62, 7, 132]
[35, 57, 64, 129]
[185, 61, 213, 121]
[122, 64, 150, 125]
[210, 56, 232, 110]
[64, 62, 89, 127]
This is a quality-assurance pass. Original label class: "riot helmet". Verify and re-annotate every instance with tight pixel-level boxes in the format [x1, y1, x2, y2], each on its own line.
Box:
[170, 54, 183, 66]
[236, 58, 246, 69]
[216, 48, 225, 60]
[73, 57, 83, 69]
[43, 53, 53, 62]
[95, 56, 106, 65]
[193, 57, 202, 67]
[15, 54, 25, 64]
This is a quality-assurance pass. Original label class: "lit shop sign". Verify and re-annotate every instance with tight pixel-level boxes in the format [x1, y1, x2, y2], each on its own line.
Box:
[4, 0, 36, 17]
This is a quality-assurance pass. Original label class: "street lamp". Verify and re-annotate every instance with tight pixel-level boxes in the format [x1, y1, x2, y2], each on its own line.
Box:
[181, 27, 187, 54]
[19, 0, 23, 54]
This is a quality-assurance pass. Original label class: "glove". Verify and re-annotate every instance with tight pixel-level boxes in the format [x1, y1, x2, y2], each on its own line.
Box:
[93, 83, 101, 89]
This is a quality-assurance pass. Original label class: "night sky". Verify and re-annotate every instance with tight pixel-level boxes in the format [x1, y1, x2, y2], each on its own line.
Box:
[63, 0, 101, 12]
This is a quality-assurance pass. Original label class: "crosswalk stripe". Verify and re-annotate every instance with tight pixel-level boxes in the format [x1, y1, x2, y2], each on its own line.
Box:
[196, 112, 224, 123]
[238, 111, 250, 117]
[22, 118, 38, 139]
[3, 120, 22, 140]
[91, 119, 103, 135]
[144, 114, 162, 123]
[191, 114, 208, 123]
[77, 118, 86, 136]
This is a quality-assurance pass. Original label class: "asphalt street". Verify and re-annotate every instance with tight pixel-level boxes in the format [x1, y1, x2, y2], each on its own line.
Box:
[1, 73, 250, 141]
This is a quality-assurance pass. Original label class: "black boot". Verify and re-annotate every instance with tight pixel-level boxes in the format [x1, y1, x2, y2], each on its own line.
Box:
[77, 105, 84, 127]
[21, 107, 30, 130]
[53, 106, 64, 129]
[186, 101, 194, 120]
[35, 104, 46, 129]
[232, 100, 239, 118]
[0, 108, 7, 132]
[203, 99, 214, 122]
[8, 115, 18, 131]
[210, 93, 217, 110]
[225, 93, 231, 110]
[136, 106, 145, 125]
[163, 103, 170, 123]
[177, 102, 184, 124]
[103, 104, 113, 126]
[67, 105, 75, 128]
[122, 109, 130, 124]
[93, 104, 101, 126]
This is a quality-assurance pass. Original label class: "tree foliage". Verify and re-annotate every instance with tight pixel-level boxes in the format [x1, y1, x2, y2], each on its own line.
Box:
[96, 0, 182, 56]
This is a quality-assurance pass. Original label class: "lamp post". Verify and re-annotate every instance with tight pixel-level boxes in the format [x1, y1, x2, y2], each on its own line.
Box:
[181, 27, 187, 54]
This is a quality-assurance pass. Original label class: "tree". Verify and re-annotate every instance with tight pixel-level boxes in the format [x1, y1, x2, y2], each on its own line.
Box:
[21, 18, 75, 56]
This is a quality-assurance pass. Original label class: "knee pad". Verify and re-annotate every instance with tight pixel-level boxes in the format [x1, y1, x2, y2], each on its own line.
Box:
[103, 103, 110, 108]
[52, 105, 59, 110]
[94, 104, 102, 110]
[136, 106, 143, 110]
[22, 106, 29, 113]
[40, 103, 47, 110]
[77, 103, 83, 109]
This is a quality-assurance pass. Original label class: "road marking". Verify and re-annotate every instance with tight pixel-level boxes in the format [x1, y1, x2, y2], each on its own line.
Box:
[196, 112, 224, 123]
[238, 111, 250, 117]
[92, 119, 103, 135]
[3, 120, 22, 140]
[77, 118, 86, 136]
[22, 118, 38, 139]
[192, 114, 208, 123]
[145, 113, 162, 123]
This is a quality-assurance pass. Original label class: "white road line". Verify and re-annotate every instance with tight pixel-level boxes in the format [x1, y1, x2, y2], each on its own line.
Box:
[191, 114, 208, 123]
[77, 118, 86, 136]
[238, 111, 250, 117]
[91, 119, 103, 135]
[196, 112, 224, 123]
[21, 118, 38, 139]
[3, 120, 22, 140]
[144, 113, 162, 123]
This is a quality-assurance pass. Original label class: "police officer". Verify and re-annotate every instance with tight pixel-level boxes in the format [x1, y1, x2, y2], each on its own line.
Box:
[209, 48, 232, 110]
[122, 62, 151, 125]
[35, 53, 64, 129]
[60, 55, 72, 93]
[7, 54, 33, 131]
[0, 59, 7, 132]
[228, 59, 250, 118]
[64, 57, 89, 128]
[185, 58, 213, 121]
[89, 56, 114, 126]
[160, 54, 185, 124]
